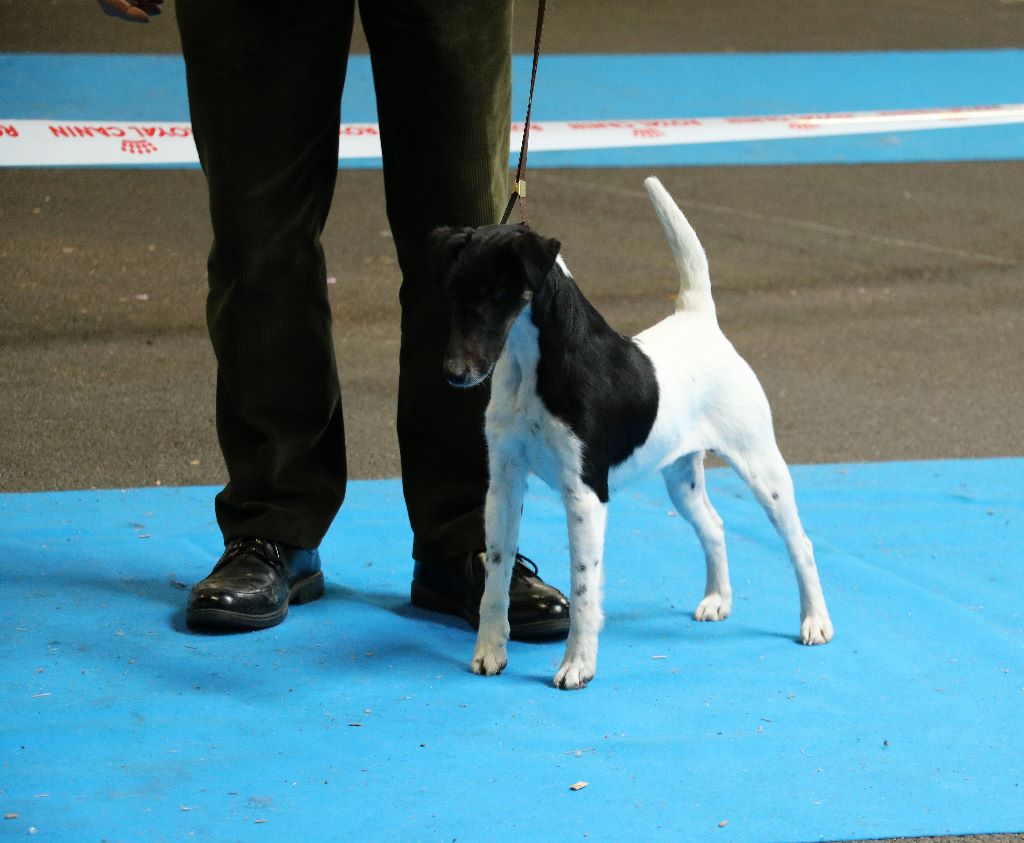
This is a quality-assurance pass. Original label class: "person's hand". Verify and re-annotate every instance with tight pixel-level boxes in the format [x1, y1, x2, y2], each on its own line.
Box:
[97, 0, 163, 23]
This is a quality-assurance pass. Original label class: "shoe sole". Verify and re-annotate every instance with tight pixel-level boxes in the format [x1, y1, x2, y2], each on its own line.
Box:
[186, 571, 325, 632]
[410, 581, 569, 642]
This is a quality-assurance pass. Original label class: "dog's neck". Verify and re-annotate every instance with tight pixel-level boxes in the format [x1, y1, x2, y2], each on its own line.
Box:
[499, 259, 622, 400]
[528, 259, 620, 356]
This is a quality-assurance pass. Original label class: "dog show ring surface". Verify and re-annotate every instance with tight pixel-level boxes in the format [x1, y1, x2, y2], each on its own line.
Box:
[2, 458, 1021, 841]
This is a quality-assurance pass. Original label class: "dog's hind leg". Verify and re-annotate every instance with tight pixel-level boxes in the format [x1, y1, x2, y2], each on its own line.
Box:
[723, 442, 833, 645]
[662, 452, 732, 622]
[554, 484, 607, 690]
[471, 455, 528, 677]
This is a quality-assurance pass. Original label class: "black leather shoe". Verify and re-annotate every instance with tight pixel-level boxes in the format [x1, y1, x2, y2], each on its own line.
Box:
[411, 552, 569, 641]
[186, 537, 324, 631]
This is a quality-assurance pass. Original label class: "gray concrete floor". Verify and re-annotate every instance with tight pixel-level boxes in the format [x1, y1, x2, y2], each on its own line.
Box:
[3, 162, 1022, 491]
[1, 4, 1021, 840]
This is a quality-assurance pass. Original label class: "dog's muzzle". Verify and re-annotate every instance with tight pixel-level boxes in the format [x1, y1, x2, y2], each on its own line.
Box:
[445, 362, 490, 389]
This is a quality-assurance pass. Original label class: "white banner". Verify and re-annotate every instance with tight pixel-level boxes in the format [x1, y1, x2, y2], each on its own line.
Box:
[1, 105, 1023, 167]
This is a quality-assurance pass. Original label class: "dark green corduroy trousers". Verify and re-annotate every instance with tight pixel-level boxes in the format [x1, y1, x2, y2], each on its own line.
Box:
[176, 0, 512, 559]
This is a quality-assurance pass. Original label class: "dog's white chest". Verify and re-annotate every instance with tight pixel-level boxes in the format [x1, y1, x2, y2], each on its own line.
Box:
[485, 309, 584, 490]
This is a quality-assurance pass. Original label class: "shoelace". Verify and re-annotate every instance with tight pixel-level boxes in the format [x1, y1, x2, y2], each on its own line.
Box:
[467, 552, 539, 586]
[216, 537, 284, 574]
[512, 554, 540, 581]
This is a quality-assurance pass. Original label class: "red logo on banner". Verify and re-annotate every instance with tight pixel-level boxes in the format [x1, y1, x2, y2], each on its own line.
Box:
[339, 125, 379, 136]
[632, 127, 665, 138]
[122, 139, 158, 155]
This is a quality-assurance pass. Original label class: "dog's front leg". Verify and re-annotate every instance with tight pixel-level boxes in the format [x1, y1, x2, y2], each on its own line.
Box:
[554, 484, 607, 690]
[471, 452, 528, 677]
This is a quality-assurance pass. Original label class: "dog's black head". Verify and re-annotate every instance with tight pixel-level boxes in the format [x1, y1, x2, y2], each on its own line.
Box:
[430, 223, 561, 388]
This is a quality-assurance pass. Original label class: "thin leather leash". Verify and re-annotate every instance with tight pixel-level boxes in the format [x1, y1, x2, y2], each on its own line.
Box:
[500, 0, 547, 227]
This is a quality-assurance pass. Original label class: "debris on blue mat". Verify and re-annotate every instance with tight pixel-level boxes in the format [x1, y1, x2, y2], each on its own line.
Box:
[1, 458, 1021, 841]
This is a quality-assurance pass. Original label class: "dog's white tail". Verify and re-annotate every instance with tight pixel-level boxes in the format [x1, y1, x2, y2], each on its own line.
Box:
[644, 176, 715, 317]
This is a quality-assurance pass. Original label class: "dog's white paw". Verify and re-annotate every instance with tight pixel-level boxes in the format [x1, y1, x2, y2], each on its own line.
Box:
[553, 657, 595, 690]
[470, 643, 508, 676]
[800, 614, 834, 645]
[694, 592, 732, 622]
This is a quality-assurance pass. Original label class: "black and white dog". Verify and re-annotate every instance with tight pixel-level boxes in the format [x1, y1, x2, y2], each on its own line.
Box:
[433, 177, 833, 690]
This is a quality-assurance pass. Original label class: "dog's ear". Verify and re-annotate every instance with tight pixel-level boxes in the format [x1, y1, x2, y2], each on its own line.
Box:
[428, 226, 474, 284]
[510, 226, 561, 291]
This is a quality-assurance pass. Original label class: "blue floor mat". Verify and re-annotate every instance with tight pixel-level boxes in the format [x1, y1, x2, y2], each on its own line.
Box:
[1, 458, 1021, 841]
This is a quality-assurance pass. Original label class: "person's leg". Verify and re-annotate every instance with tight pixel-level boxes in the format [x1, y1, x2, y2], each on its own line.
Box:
[359, 0, 511, 562]
[177, 0, 355, 630]
[177, 0, 355, 550]
[360, 0, 569, 639]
